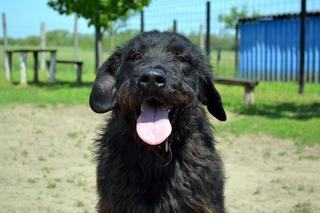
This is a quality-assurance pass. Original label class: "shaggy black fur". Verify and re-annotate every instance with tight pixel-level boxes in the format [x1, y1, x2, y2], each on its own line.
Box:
[89, 31, 227, 213]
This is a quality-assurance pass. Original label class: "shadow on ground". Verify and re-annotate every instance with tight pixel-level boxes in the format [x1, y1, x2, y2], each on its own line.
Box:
[13, 80, 93, 88]
[235, 102, 320, 120]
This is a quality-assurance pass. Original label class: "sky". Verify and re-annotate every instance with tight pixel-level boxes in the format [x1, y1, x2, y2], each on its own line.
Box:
[1, 0, 319, 38]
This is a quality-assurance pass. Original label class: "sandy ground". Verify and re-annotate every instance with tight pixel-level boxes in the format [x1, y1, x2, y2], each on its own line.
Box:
[0, 105, 319, 213]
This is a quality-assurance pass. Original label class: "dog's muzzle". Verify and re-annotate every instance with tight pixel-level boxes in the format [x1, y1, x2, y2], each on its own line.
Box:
[138, 68, 167, 91]
[135, 68, 173, 146]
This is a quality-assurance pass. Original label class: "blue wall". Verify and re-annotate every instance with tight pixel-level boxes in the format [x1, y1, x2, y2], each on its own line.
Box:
[239, 16, 320, 83]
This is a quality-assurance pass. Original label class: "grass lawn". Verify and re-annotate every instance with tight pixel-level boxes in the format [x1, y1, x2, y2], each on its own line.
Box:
[0, 46, 319, 146]
[211, 50, 237, 78]
[214, 83, 320, 146]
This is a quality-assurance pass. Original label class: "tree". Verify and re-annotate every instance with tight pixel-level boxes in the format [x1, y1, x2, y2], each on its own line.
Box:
[48, 0, 150, 72]
[218, 6, 259, 31]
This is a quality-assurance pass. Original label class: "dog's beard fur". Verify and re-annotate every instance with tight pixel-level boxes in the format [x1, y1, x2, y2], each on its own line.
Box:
[96, 103, 224, 213]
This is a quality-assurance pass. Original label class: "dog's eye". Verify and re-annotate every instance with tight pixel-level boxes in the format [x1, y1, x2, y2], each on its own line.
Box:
[131, 53, 142, 61]
[176, 55, 188, 63]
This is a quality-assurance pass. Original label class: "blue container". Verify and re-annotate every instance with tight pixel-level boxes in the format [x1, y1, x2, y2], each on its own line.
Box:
[239, 14, 320, 83]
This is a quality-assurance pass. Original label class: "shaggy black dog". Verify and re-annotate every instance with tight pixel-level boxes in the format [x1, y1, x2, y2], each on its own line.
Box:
[89, 31, 227, 213]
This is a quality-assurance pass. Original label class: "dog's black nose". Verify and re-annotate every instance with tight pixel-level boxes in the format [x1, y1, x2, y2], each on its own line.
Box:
[139, 69, 166, 89]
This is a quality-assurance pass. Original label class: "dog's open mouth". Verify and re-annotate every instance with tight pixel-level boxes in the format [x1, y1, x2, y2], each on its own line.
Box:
[136, 98, 173, 146]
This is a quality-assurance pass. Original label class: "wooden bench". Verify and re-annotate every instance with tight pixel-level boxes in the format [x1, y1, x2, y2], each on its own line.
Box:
[213, 77, 259, 106]
[46, 59, 83, 84]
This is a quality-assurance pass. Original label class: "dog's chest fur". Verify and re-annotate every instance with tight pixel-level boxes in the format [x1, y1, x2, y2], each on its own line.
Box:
[96, 108, 224, 213]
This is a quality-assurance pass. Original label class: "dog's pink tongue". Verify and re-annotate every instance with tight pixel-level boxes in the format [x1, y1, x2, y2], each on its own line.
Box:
[136, 104, 172, 145]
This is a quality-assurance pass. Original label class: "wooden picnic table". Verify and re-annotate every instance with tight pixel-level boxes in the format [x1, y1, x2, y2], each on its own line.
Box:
[4, 48, 57, 85]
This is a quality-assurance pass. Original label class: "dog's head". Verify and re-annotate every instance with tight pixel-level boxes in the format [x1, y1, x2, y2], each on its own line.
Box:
[90, 31, 226, 146]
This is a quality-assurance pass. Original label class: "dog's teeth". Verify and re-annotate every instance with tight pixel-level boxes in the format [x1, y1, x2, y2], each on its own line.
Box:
[141, 103, 144, 112]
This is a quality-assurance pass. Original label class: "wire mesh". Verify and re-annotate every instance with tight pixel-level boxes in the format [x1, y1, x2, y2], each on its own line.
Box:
[2, 0, 320, 81]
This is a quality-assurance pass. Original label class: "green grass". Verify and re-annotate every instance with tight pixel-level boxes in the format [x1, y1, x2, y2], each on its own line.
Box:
[211, 50, 236, 78]
[0, 46, 319, 146]
[290, 201, 312, 213]
[214, 82, 320, 146]
[0, 46, 97, 105]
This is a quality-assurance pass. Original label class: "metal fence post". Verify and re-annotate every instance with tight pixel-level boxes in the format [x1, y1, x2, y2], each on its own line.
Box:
[140, 10, 144, 33]
[235, 23, 239, 78]
[299, 0, 306, 94]
[205, 1, 211, 57]
[173, 20, 177, 33]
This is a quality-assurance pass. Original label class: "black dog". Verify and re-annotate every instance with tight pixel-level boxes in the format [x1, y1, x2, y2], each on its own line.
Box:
[89, 31, 227, 213]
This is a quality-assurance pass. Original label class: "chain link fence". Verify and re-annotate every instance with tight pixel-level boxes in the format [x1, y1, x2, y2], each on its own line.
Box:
[117, 0, 320, 83]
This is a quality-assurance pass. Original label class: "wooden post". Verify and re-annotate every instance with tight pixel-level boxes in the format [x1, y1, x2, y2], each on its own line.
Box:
[48, 51, 57, 83]
[2, 13, 8, 48]
[2, 13, 11, 81]
[199, 24, 204, 51]
[76, 63, 82, 84]
[33, 52, 39, 83]
[4, 51, 12, 81]
[19, 52, 28, 86]
[8, 52, 12, 72]
[299, 0, 306, 94]
[244, 86, 255, 106]
[73, 14, 79, 60]
[40, 22, 46, 70]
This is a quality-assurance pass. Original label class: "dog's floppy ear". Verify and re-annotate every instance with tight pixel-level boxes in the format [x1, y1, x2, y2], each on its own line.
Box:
[89, 51, 121, 113]
[198, 68, 227, 121]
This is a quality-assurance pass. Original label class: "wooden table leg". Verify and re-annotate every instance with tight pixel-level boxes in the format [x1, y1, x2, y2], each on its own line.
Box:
[244, 86, 255, 106]
[48, 51, 57, 83]
[76, 63, 82, 84]
[19, 52, 28, 86]
[4, 52, 12, 81]
[33, 52, 39, 83]
[8, 52, 12, 73]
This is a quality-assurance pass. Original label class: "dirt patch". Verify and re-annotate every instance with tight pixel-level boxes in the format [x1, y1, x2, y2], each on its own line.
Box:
[0, 105, 319, 213]
[217, 134, 320, 213]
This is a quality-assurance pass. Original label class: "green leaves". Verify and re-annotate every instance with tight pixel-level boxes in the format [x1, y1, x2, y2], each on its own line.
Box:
[47, 0, 151, 30]
[218, 6, 259, 30]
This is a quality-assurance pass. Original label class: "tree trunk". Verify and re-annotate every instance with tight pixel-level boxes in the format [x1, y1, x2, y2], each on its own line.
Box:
[95, 27, 104, 73]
